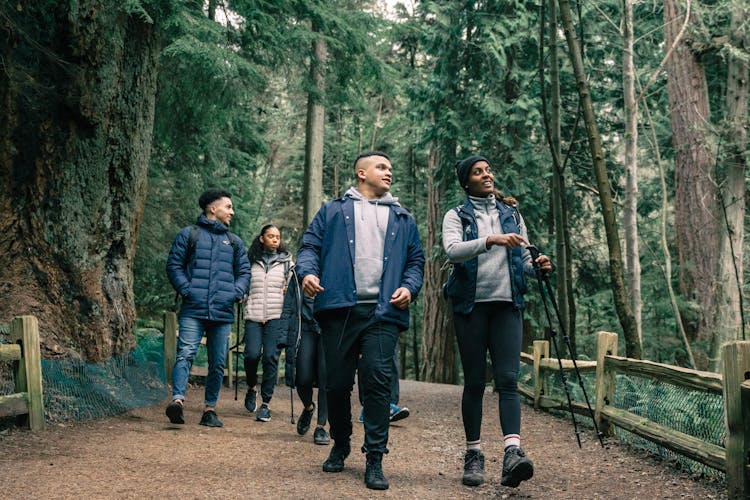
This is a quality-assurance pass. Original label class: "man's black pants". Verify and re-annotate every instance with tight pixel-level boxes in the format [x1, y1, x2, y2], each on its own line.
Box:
[318, 304, 399, 455]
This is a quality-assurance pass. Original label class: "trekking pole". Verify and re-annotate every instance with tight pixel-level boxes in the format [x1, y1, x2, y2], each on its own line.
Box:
[290, 268, 303, 425]
[529, 246, 604, 448]
[527, 245, 605, 448]
[527, 245, 582, 447]
[233, 303, 244, 401]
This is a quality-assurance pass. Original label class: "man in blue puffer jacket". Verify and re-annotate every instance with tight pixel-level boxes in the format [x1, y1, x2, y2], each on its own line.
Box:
[297, 151, 424, 490]
[165, 189, 251, 428]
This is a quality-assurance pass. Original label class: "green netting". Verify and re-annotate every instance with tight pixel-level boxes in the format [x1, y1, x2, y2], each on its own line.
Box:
[519, 359, 725, 482]
[0, 329, 169, 424]
[0, 327, 276, 427]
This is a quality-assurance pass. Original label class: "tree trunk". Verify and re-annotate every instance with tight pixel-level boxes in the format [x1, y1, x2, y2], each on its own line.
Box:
[557, 0, 640, 358]
[0, 1, 160, 361]
[709, 3, 748, 370]
[663, 0, 718, 369]
[622, 0, 643, 350]
[545, 0, 576, 351]
[419, 149, 456, 384]
[303, 27, 327, 226]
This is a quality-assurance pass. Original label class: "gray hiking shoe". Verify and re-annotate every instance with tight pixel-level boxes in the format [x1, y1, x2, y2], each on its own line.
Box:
[501, 445, 533, 487]
[462, 449, 485, 486]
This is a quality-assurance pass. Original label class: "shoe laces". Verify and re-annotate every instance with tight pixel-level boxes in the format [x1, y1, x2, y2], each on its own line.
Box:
[505, 446, 526, 458]
[464, 450, 484, 472]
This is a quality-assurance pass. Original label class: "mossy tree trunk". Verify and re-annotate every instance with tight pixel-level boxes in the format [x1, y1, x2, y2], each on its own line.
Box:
[0, 1, 160, 361]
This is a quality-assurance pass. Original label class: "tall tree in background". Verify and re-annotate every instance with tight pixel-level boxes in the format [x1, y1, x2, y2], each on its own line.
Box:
[663, 0, 717, 368]
[541, 0, 576, 348]
[622, 0, 642, 348]
[418, 2, 461, 384]
[557, 0, 640, 358]
[0, 1, 164, 360]
[709, 2, 748, 369]
[303, 21, 327, 225]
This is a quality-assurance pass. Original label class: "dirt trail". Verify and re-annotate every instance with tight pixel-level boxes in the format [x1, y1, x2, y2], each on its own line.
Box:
[0, 379, 726, 498]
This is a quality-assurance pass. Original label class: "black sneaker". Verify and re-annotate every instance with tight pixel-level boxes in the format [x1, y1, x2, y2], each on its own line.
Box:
[322, 440, 350, 472]
[199, 410, 223, 428]
[313, 427, 330, 445]
[462, 449, 485, 486]
[256, 404, 271, 422]
[165, 400, 184, 424]
[365, 452, 389, 490]
[244, 389, 257, 413]
[501, 445, 533, 487]
[297, 403, 315, 435]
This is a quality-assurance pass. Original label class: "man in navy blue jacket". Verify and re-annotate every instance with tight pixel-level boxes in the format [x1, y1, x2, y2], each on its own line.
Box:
[297, 152, 425, 490]
[165, 189, 251, 428]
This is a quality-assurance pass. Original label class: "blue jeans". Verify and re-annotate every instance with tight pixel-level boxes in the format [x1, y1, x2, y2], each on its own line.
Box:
[171, 316, 231, 407]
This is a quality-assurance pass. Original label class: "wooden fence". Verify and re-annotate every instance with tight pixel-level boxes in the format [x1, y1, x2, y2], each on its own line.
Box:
[0, 316, 44, 431]
[518, 331, 750, 499]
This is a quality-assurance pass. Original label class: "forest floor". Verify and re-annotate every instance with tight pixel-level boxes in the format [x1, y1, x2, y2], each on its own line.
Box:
[0, 379, 727, 499]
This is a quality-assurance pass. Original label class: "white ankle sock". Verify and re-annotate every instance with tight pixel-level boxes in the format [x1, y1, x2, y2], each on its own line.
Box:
[466, 440, 481, 451]
[503, 434, 521, 449]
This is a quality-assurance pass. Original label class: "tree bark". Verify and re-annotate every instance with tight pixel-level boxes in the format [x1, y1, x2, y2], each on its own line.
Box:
[0, 1, 160, 361]
[709, 3, 748, 369]
[419, 149, 456, 384]
[663, 0, 718, 369]
[557, 0, 640, 358]
[622, 0, 643, 350]
[544, 0, 576, 351]
[303, 26, 327, 226]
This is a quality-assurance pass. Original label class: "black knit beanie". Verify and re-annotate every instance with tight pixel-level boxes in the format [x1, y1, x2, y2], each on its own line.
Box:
[455, 155, 489, 191]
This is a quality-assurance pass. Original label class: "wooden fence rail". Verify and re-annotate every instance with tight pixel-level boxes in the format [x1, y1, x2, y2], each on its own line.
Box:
[518, 332, 750, 498]
[0, 316, 44, 431]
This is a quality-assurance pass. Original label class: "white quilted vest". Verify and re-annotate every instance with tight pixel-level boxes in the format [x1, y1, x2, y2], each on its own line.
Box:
[244, 258, 293, 322]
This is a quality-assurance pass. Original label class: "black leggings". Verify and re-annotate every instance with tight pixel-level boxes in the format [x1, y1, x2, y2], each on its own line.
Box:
[454, 301, 522, 442]
[295, 323, 328, 426]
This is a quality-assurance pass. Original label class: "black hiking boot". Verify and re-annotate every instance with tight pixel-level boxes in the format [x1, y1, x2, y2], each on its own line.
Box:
[365, 452, 389, 490]
[462, 449, 485, 486]
[165, 400, 184, 425]
[501, 445, 533, 487]
[199, 410, 223, 428]
[322, 440, 351, 472]
[297, 403, 315, 436]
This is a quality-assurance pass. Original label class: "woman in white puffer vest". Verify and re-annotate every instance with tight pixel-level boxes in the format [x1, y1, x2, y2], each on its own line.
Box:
[242, 224, 294, 423]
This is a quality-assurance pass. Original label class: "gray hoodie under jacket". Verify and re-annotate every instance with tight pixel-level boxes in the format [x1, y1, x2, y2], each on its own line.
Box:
[345, 187, 401, 303]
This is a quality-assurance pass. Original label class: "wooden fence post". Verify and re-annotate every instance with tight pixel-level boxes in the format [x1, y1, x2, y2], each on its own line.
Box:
[595, 332, 618, 436]
[533, 340, 549, 409]
[163, 311, 177, 386]
[10, 316, 44, 431]
[722, 341, 750, 499]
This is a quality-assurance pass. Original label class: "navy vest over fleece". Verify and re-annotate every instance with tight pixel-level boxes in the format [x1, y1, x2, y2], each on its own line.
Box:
[166, 214, 251, 323]
[444, 199, 527, 314]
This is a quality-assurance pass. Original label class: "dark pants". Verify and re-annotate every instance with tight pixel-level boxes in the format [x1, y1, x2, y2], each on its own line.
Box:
[296, 322, 328, 426]
[358, 345, 400, 406]
[243, 319, 282, 403]
[454, 301, 522, 442]
[319, 304, 399, 455]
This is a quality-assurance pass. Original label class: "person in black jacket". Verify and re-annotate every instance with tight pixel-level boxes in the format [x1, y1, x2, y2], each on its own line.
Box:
[165, 189, 251, 428]
[284, 287, 330, 445]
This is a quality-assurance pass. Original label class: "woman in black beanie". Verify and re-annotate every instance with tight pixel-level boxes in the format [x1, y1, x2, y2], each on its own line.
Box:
[442, 155, 551, 489]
